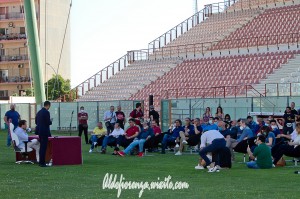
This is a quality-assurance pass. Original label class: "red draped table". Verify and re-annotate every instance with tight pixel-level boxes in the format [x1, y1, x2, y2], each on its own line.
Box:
[16, 136, 82, 166]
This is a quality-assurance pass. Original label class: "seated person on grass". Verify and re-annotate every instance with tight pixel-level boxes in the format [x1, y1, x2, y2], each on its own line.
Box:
[119, 118, 139, 148]
[118, 121, 154, 157]
[246, 135, 273, 169]
[161, 119, 184, 154]
[272, 123, 300, 165]
[203, 117, 218, 131]
[101, 123, 124, 154]
[144, 120, 162, 152]
[257, 126, 276, 148]
[89, 122, 107, 153]
[176, 118, 202, 156]
[228, 120, 239, 139]
[226, 119, 255, 160]
[270, 119, 280, 137]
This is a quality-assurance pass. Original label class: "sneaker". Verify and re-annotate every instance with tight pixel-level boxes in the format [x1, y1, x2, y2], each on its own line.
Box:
[208, 166, 218, 173]
[161, 151, 166, 154]
[175, 151, 182, 156]
[195, 165, 204, 170]
[117, 151, 125, 157]
[101, 149, 106, 154]
[89, 149, 92, 153]
[175, 144, 180, 148]
[137, 152, 143, 157]
[272, 164, 276, 168]
[182, 140, 188, 145]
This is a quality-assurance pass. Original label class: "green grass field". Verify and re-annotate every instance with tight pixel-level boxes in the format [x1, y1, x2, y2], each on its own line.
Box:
[0, 130, 299, 199]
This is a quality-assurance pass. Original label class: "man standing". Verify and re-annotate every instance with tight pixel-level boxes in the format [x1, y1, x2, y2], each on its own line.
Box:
[4, 104, 20, 146]
[104, 106, 116, 134]
[149, 105, 159, 125]
[14, 120, 40, 163]
[35, 101, 52, 167]
[283, 106, 295, 135]
[129, 103, 144, 128]
[246, 135, 272, 169]
[115, 106, 125, 129]
[78, 106, 89, 144]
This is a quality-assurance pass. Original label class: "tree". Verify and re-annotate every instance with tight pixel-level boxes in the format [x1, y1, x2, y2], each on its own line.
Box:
[45, 75, 72, 101]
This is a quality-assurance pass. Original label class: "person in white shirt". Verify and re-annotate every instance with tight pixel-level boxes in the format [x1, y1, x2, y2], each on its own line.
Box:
[273, 123, 300, 165]
[103, 106, 117, 134]
[196, 130, 225, 172]
[101, 123, 124, 154]
[14, 120, 40, 162]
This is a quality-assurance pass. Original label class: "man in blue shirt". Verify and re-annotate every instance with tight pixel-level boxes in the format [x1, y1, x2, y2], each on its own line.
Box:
[161, 119, 184, 154]
[247, 116, 259, 135]
[226, 119, 255, 160]
[175, 117, 195, 155]
[4, 104, 20, 146]
[270, 120, 280, 137]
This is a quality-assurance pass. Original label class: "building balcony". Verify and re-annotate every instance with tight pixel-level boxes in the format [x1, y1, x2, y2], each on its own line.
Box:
[0, 76, 31, 83]
[0, 33, 26, 41]
[0, 55, 29, 63]
[0, 12, 24, 20]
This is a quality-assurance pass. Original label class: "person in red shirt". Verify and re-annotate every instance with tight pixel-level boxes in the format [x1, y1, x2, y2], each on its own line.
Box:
[78, 106, 89, 144]
[145, 120, 163, 152]
[129, 103, 144, 128]
[119, 118, 139, 148]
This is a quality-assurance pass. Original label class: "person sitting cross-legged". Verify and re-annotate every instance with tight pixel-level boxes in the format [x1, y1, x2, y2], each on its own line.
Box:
[89, 122, 107, 153]
[161, 119, 184, 154]
[101, 123, 124, 154]
[118, 122, 154, 157]
[119, 118, 139, 148]
[176, 118, 202, 156]
[246, 135, 273, 169]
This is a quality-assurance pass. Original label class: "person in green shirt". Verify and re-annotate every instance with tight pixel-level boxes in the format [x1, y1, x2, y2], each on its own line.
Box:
[246, 135, 273, 169]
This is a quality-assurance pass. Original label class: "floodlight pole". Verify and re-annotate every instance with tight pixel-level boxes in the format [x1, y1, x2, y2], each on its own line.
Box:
[24, 0, 46, 104]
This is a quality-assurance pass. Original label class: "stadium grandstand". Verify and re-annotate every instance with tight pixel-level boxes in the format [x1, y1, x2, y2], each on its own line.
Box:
[73, 0, 300, 119]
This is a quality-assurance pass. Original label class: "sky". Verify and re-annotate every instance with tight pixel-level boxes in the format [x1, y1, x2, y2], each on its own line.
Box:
[70, 0, 221, 87]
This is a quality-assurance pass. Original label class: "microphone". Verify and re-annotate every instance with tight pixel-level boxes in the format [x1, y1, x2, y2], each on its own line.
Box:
[294, 171, 300, 174]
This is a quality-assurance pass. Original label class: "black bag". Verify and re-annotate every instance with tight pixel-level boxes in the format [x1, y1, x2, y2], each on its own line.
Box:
[212, 147, 232, 168]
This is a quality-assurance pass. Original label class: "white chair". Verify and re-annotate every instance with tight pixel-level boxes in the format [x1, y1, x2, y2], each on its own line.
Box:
[9, 123, 34, 164]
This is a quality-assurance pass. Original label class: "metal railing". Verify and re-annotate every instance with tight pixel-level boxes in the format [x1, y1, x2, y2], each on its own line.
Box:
[0, 55, 29, 62]
[0, 12, 24, 20]
[0, 76, 31, 83]
[0, 33, 27, 41]
[146, 32, 300, 59]
[265, 83, 300, 96]
[148, 0, 235, 52]
[164, 85, 265, 99]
